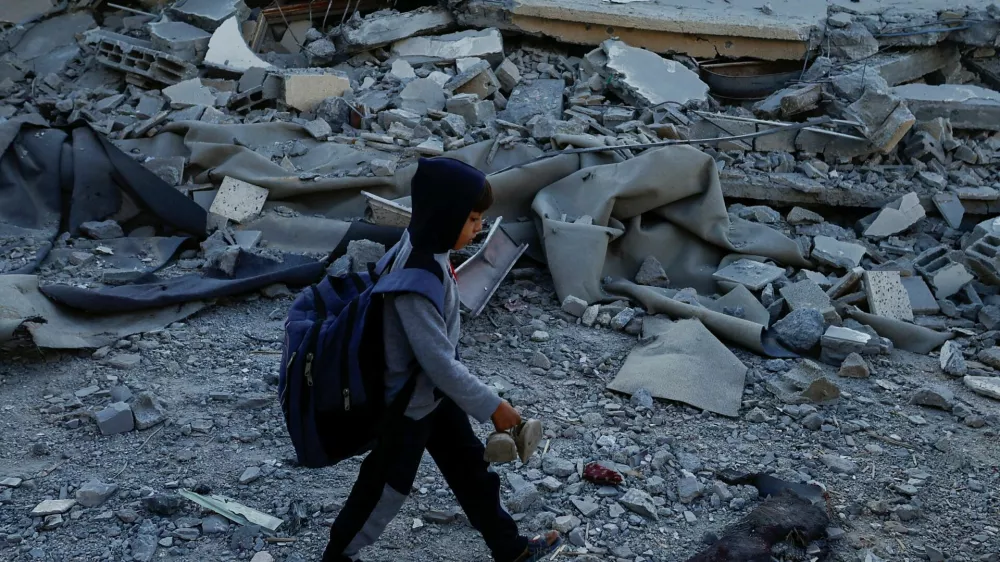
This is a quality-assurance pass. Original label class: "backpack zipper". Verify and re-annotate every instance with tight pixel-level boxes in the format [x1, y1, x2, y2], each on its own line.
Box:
[304, 352, 314, 386]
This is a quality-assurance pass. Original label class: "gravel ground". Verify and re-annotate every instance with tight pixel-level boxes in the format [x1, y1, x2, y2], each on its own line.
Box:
[1, 270, 999, 562]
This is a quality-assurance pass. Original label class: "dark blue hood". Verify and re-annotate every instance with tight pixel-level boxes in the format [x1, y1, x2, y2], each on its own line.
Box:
[407, 157, 487, 254]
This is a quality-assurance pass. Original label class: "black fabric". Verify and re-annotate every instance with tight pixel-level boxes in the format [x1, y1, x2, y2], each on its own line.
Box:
[39, 251, 324, 313]
[407, 157, 487, 254]
[323, 397, 528, 562]
[402, 250, 445, 283]
[0, 120, 206, 275]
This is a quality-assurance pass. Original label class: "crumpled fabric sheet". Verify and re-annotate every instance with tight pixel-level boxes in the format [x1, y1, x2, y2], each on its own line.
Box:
[0, 119, 206, 275]
[42, 236, 192, 274]
[39, 251, 324, 314]
[844, 306, 952, 353]
[607, 316, 748, 417]
[0, 275, 204, 349]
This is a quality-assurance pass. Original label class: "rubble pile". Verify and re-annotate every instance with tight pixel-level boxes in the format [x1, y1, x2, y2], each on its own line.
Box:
[2, 1, 1000, 562]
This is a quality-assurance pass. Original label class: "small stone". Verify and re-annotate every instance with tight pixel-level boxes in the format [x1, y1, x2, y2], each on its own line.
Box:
[250, 552, 275, 562]
[910, 385, 955, 411]
[801, 411, 824, 431]
[581, 305, 600, 327]
[619, 489, 657, 519]
[677, 476, 703, 504]
[553, 514, 581, 533]
[108, 354, 141, 370]
[80, 220, 124, 240]
[610, 308, 636, 331]
[561, 295, 588, 318]
[939, 340, 967, 377]
[838, 353, 870, 378]
[529, 351, 551, 370]
[201, 514, 229, 534]
[773, 308, 825, 352]
[141, 493, 183, 516]
[542, 456, 575, 478]
[96, 402, 134, 435]
[239, 467, 261, 484]
[76, 481, 118, 508]
[530, 331, 550, 342]
[42, 514, 63, 530]
[30, 499, 76, 517]
[630, 388, 654, 409]
[820, 454, 858, 475]
[684, 510, 698, 524]
[131, 392, 168, 430]
[570, 497, 601, 517]
[635, 256, 670, 287]
[746, 407, 768, 423]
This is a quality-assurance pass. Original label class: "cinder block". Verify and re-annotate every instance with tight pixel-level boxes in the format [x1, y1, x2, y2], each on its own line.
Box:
[914, 245, 974, 298]
[965, 233, 1000, 285]
[209, 177, 268, 223]
[83, 29, 198, 85]
[863, 270, 913, 322]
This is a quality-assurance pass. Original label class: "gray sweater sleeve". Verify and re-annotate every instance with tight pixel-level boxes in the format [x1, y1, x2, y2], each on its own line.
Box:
[393, 293, 502, 423]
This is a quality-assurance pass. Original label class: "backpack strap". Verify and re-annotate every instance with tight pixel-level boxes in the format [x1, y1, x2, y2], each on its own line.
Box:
[372, 267, 446, 317]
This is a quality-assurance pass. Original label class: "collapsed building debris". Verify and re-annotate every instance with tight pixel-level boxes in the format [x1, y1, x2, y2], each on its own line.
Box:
[3, 1, 1000, 561]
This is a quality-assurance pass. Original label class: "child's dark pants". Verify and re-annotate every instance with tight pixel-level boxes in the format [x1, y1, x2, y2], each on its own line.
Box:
[322, 397, 528, 561]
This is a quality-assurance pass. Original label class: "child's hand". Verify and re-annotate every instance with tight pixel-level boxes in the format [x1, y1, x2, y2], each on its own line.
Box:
[491, 400, 521, 432]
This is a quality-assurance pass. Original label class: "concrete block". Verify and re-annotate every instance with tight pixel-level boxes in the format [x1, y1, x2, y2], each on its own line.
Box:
[812, 236, 866, 270]
[900, 275, 940, 315]
[447, 62, 499, 100]
[838, 353, 870, 378]
[210, 177, 268, 223]
[871, 45, 960, 86]
[391, 28, 503, 65]
[169, 0, 248, 32]
[827, 22, 879, 61]
[827, 267, 864, 299]
[149, 20, 211, 63]
[495, 59, 521, 94]
[863, 192, 925, 238]
[96, 402, 134, 435]
[690, 117, 755, 151]
[914, 245, 974, 298]
[499, 79, 564, 126]
[341, 7, 455, 52]
[932, 191, 964, 229]
[712, 259, 785, 292]
[863, 271, 913, 322]
[893, 83, 1000, 131]
[821, 325, 873, 364]
[528, 116, 586, 141]
[204, 17, 274, 73]
[964, 376, 1000, 400]
[846, 90, 914, 153]
[282, 70, 351, 112]
[414, 138, 444, 156]
[446, 94, 494, 126]
[389, 59, 416, 81]
[754, 84, 821, 119]
[279, 20, 312, 54]
[780, 279, 838, 323]
[83, 28, 198, 85]
[940, 340, 967, 377]
[965, 233, 1000, 286]
[399, 78, 445, 115]
[163, 78, 216, 107]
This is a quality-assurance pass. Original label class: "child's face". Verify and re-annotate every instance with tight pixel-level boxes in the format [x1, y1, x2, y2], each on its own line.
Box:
[453, 211, 484, 250]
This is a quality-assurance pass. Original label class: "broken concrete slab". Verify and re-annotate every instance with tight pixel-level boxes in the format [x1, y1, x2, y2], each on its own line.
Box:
[169, 0, 249, 32]
[712, 259, 785, 292]
[812, 236, 866, 270]
[11, 11, 95, 69]
[767, 359, 840, 405]
[932, 191, 965, 230]
[870, 44, 960, 87]
[391, 28, 503, 65]
[592, 39, 708, 108]
[447, 94, 495, 126]
[205, 17, 274, 73]
[753, 84, 821, 119]
[846, 90, 915, 153]
[0, 0, 59, 24]
[900, 275, 939, 315]
[282, 70, 351, 112]
[342, 7, 455, 52]
[821, 325, 872, 364]
[445, 60, 499, 99]
[863, 192, 925, 238]
[780, 279, 837, 324]
[210, 177, 268, 224]
[149, 20, 211, 63]
[163, 78, 216, 107]
[399, 78, 446, 115]
[964, 376, 1000, 400]
[863, 271, 913, 322]
[31, 499, 76, 517]
[499, 78, 564, 126]
[827, 22, 879, 61]
[893, 84, 1000, 131]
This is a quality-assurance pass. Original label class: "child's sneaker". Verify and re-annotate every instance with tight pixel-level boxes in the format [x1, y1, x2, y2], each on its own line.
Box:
[512, 419, 542, 464]
[483, 431, 518, 463]
[511, 531, 562, 562]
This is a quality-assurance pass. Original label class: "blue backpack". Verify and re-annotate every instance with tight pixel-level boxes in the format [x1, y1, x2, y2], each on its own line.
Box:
[278, 246, 445, 468]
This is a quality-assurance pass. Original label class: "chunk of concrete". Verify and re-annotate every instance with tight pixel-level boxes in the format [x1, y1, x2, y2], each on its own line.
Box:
[780, 279, 838, 323]
[863, 271, 913, 322]
[914, 245, 973, 298]
[871, 45, 960, 87]
[341, 7, 455, 52]
[827, 22, 879, 61]
[81, 220, 124, 240]
[445, 60, 499, 99]
[910, 385, 954, 410]
[863, 192, 925, 238]
[900, 275, 939, 315]
[767, 359, 840, 405]
[754, 84, 821, 119]
[149, 21, 211, 63]
[838, 353, 870, 378]
[499, 78, 564, 126]
[940, 340, 967, 377]
[712, 259, 784, 292]
[965, 233, 1000, 286]
[205, 17, 274, 73]
[932, 191, 965, 230]
[846, 90, 915, 153]
[634, 256, 670, 288]
[96, 402, 135, 435]
[893, 84, 1000, 131]
[594, 39, 708, 108]
[163, 78, 216, 107]
[279, 21, 312, 54]
[132, 392, 168, 430]
[391, 28, 503, 65]
[787, 207, 824, 225]
[389, 59, 416, 81]
[446, 94, 494, 126]
[399, 78, 445, 114]
[495, 59, 521, 94]
[169, 0, 249, 32]
[812, 236, 866, 269]
[31, 499, 77, 517]
[210, 177, 269, 223]
[964, 376, 1000, 400]
[821, 325, 872, 364]
[773, 308, 825, 352]
[282, 70, 351, 112]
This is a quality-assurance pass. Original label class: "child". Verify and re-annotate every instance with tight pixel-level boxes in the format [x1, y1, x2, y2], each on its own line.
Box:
[322, 157, 562, 562]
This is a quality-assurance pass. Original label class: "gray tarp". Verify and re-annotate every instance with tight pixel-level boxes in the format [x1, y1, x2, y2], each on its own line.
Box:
[607, 316, 748, 417]
[0, 275, 204, 349]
